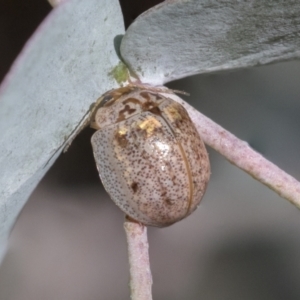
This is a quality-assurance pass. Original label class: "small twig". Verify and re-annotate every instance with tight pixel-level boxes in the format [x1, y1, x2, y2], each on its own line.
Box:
[181, 100, 300, 208]
[124, 217, 153, 300]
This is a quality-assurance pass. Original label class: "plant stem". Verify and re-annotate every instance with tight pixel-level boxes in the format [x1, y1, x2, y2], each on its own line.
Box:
[124, 217, 153, 300]
[181, 100, 300, 208]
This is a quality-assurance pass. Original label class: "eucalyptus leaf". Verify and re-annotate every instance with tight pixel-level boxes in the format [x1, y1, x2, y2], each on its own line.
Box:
[0, 0, 124, 255]
[121, 0, 300, 85]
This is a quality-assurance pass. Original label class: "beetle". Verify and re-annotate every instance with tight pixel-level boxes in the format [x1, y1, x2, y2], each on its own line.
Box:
[88, 85, 210, 227]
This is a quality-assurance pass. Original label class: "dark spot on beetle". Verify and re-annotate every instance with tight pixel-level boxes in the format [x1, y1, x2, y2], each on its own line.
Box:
[141, 150, 148, 159]
[148, 106, 161, 116]
[140, 92, 151, 101]
[131, 182, 138, 193]
[116, 104, 137, 122]
[115, 131, 128, 148]
[124, 104, 136, 115]
[164, 198, 174, 205]
[142, 101, 155, 111]
[161, 191, 167, 197]
[172, 176, 176, 184]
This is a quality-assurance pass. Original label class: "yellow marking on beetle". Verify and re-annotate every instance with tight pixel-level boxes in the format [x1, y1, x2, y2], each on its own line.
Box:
[114, 126, 129, 150]
[138, 117, 162, 136]
[164, 104, 182, 122]
[118, 127, 128, 136]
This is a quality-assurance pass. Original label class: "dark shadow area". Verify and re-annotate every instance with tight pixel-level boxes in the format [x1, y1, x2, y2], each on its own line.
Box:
[46, 127, 100, 188]
[0, 0, 51, 83]
[119, 0, 164, 28]
[195, 237, 298, 300]
[114, 34, 124, 60]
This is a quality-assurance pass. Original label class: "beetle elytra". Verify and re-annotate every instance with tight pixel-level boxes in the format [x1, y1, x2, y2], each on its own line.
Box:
[89, 85, 210, 227]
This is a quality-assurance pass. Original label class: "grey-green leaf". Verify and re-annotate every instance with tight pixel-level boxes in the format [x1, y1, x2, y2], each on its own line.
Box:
[0, 0, 124, 255]
[120, 0, 300, 85]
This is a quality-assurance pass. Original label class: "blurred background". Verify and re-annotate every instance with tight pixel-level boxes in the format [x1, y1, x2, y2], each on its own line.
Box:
[0, 1, 300, 299]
